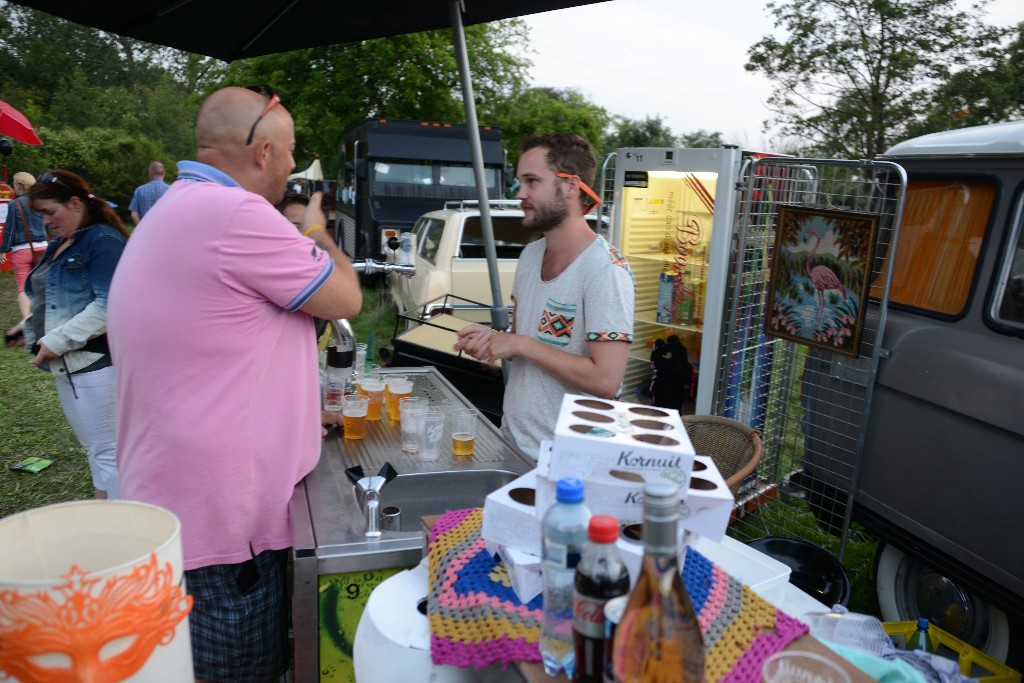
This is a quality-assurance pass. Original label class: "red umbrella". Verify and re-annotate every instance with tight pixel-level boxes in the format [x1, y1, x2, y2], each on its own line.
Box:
[0, 100, 42, 145]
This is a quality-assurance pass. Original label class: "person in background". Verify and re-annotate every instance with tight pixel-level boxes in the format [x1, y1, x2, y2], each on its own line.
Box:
[108, 86, 361, 682]
[649, 334, 691, 412]
[128, 161, 170, 224]
[454, 132, 635, 459]
[277, 191, 309, 230]
[276, 190, 345, 433]
[22, 169, 127, 499]
[1, 171, 49, 324]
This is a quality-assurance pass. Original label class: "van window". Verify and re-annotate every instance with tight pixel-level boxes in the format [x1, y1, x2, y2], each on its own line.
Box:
[995, 202, 1024, 327]
[872, 179, 994, 315]
[416, 218, 446, 265]
[440, 163, 497, 189]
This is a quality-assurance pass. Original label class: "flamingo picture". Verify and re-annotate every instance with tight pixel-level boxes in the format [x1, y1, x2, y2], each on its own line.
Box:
[805, 228, 848, 325]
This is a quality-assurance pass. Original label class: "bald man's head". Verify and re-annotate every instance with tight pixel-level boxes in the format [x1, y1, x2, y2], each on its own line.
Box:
[194, 87, 296, 203]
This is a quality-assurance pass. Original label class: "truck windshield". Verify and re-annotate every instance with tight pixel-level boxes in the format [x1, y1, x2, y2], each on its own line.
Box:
[871, 179, 993, 315]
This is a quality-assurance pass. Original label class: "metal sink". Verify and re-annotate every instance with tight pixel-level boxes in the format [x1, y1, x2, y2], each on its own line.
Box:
[379, 469, 520, 532]
[289, 367, 534, 683]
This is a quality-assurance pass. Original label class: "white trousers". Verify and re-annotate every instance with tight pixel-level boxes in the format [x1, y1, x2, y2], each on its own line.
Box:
[55, 365, 119, 498]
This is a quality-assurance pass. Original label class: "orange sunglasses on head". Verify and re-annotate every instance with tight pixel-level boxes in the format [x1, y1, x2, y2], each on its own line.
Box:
[555, 172, 602, 215]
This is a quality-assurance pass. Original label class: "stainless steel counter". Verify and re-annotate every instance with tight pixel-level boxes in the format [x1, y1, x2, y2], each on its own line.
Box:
[289, 366, 533, 683]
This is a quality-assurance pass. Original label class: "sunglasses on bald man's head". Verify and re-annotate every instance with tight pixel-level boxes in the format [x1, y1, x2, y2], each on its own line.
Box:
[245, 85, 281, 146]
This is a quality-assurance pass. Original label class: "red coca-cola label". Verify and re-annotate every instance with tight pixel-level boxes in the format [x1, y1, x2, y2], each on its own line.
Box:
[573, 592, 607, 639]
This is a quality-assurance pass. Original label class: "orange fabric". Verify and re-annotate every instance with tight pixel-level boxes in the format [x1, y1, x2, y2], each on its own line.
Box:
[0, 553, 192, 682]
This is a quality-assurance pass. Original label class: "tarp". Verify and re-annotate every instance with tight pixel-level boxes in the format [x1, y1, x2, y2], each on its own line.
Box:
[289, 159, 323, 182]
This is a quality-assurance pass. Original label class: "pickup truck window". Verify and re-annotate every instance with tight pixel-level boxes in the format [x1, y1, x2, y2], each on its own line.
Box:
[872, 179, 994, 315]
[416, 218, 446, 265]
[458, 216, 541, 259]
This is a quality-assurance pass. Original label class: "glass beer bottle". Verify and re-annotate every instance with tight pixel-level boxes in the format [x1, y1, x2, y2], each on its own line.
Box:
[612, 482, 704, 683]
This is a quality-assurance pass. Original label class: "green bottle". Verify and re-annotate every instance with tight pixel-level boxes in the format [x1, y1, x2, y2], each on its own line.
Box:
[907, 617, 935, 653]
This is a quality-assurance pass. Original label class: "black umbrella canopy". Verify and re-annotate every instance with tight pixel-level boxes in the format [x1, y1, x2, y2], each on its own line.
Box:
[9, 0, 608, 61]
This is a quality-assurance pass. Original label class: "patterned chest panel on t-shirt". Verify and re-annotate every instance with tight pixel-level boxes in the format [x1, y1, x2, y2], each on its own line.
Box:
[535, 297, 576, 347]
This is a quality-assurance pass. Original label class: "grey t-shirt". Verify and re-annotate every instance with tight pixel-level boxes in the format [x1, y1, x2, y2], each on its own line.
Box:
[501, 234, 635, 459]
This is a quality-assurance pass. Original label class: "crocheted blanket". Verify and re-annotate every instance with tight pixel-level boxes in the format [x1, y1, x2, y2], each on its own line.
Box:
[427, 507, 809, 683]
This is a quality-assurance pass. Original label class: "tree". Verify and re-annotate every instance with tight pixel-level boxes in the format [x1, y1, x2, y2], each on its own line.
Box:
[0, 4, 219, 210]
[492, 87, 608, 169]
[604, 115, 677, 154]
[678, 129, 724, 149]
[911, 21, 1024, 135]
[746, 0, 1007, 158]
[222, 21, 532, 175]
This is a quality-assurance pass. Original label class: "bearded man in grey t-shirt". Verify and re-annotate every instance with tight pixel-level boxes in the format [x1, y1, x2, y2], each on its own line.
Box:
[454, 132, 635, 459]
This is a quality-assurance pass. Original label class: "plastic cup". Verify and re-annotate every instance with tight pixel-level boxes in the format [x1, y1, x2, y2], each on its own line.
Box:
[355, 343, 367, 374]
[761, 651, 852, 683]
[450, 407, 478, 456]
[342, 395, 369, 440]
[399, 397, 427, 452]
[384, 375, 412, 421]
[417, 409, 445, 460]
[359, 375, 386, 421]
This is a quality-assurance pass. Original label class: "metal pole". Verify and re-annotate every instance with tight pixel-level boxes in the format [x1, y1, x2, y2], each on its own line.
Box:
[449, 0, 508, 332]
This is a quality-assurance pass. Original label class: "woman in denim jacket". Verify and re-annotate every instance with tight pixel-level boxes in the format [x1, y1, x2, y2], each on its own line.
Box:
[22, 170, 128, 499]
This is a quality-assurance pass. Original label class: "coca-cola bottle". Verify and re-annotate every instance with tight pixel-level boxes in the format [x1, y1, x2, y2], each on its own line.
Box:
[573, 515, 630, 683]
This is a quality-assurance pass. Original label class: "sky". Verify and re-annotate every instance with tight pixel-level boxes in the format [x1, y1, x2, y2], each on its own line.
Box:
[519, 0, 1024, 149]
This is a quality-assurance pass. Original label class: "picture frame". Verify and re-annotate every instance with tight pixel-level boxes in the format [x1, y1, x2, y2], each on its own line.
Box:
[764, 204, 879, 357]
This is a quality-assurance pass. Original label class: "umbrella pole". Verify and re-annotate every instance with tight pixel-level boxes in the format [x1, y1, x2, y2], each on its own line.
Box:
[449, 0, 509, 334]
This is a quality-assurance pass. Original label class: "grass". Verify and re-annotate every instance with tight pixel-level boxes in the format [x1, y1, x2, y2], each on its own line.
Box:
[0, 271, 397, 520]
[0, 271, 94, 518]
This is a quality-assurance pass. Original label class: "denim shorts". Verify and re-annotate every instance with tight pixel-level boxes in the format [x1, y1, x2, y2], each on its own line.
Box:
[185, 549, 290, 681]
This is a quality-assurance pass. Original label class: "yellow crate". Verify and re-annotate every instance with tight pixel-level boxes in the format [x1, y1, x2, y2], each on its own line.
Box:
[883, 621, 1021, 683]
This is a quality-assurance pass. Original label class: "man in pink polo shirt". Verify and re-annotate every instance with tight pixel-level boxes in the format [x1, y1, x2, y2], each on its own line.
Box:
[108, 86, 362, 682]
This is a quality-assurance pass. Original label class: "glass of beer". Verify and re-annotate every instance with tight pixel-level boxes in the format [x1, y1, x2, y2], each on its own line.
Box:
[342, 395, 369, 440]
[451, 407, 478, 456]
[385, 375, 412, 421]
[359, 375, 386, 421]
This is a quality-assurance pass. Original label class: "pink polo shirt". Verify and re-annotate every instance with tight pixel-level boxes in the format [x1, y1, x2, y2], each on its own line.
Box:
[109, 167, 331, 570]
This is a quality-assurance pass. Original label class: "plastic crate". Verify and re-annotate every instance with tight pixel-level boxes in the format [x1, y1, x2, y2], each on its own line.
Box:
[882, 621, 1021, 682]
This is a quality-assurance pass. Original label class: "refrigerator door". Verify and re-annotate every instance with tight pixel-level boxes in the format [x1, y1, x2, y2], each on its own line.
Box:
[611, 147, 743, 414]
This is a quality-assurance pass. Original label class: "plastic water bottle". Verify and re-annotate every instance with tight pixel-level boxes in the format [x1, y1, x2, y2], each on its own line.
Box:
[907, 617, 935, 653]
[541, 477, 592, 678]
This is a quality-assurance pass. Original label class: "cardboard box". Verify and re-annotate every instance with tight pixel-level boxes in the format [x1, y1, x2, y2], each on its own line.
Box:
[481, 470, 541, 557]
[537, 451, 734, 541]
[545, 394, 696, 486]
[496, 545, 543, 604]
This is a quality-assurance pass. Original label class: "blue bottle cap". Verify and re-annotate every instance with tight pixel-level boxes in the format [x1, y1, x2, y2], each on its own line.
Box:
[556, 477, 585, 504]
[917, 617, 929, 629]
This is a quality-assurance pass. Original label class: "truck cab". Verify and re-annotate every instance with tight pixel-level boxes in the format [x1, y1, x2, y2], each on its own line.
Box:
[335, 118, 507, 259]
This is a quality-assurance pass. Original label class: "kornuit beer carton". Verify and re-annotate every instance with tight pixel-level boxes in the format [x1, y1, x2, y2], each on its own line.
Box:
[481, 469, 542, 558]
[536, 453, 734, 542]
[545, 394, 696, 486]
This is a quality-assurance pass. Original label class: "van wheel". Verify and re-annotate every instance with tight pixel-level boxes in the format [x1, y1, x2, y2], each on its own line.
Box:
[875, 542, 1018, 664]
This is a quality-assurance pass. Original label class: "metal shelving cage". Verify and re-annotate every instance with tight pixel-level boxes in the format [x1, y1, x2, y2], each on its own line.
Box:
[713, 156, 907, 560]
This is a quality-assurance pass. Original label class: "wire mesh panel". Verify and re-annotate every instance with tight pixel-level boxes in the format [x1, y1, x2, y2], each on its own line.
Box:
[715, 157, 906, 561]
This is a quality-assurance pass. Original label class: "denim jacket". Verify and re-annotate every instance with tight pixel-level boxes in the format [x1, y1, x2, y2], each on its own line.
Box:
[0, 195, 48, 252]
[23, 223, 126, 375]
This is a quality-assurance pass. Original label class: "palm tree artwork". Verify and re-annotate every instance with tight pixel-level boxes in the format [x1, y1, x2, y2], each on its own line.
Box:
[765, 205, 878, 357]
